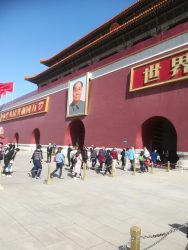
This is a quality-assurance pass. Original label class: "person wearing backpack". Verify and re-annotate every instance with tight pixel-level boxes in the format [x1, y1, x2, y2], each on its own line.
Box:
[28, 145, 43, 179]
[50, 147, 65, 179]
[103, 150, 113, 176]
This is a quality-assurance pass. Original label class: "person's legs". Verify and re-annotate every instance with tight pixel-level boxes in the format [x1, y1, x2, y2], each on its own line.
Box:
[58, 163, 64, 178]
[6, 163, 12, 176]
[108, 166, 112, 175]
[130, 160, 134, 171]
[122, 157, 125, 168]
[30, 164, 37, 178]
[51, 165, 58, 178]
[68, 156, 70, 166]
[47, 152, 50, 162]
[99, 162, 103, 172]
[103, 165, 112, 175]
[70, 158, 74, 171]
[123, 157, 127, 170]
[2, 158, 9, 176]
[140, 161, 143, 172]
[49, 153, 52, 163]
[36, 161, 42, 178]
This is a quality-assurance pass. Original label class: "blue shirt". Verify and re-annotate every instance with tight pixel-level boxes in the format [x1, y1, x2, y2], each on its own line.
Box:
[128, 149, 135, 160]
[55, 153, 64, 163]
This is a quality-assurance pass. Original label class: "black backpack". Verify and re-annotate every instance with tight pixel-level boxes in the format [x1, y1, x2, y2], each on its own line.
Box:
[105, 155, 112, 166]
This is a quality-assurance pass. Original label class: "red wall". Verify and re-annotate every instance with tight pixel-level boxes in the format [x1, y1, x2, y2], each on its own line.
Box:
[83, 69, 187, 151]
[1, 22, 188, 152]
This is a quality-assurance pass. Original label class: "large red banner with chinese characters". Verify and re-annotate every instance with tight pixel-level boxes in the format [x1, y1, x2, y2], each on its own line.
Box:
[0, 97, 49, 122]
[130, 48, 188, 91]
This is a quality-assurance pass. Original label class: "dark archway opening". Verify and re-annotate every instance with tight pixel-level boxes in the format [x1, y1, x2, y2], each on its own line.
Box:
[13, 132, 19, 146]
[32, 128, 40, 145]
[142, 116, 178, 163]
[67, 119, 85, 149]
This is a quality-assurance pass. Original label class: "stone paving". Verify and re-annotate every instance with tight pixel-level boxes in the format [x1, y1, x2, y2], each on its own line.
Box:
[0, 151, 187, 250]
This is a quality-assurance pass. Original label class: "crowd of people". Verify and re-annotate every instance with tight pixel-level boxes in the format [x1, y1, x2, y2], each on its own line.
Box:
[0, 141, 177, 180]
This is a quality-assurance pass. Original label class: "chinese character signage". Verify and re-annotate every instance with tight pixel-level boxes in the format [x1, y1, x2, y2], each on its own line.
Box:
[130, 48, 188, 92]
[0, 97, 49, 122]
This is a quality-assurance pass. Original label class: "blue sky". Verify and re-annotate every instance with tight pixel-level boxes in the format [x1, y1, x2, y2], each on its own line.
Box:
[0, 0, 136, 103]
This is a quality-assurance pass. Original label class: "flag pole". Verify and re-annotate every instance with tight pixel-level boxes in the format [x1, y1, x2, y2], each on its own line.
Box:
[11, 82, 14, 101]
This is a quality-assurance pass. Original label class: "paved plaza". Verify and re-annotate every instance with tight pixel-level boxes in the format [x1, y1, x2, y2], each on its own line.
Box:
[0, 150, 187, 250]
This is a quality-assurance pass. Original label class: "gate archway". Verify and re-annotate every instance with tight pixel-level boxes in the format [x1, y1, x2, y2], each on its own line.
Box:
[13, 132, 19, 146]
[141, 116, 177, 162]
[31, 128, 40, 145]
[65, 119, 85, 149]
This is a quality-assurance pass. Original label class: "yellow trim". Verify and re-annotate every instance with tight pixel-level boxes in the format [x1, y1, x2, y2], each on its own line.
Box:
[0, 97, 49, 122]
[45, 96, 50, 112]
[66, 81, 71, 117]
[130, 75, 188, 92]
[129, 47, 188, 92]
[85, 72, 90, 115]
[66, 73, 90, 118]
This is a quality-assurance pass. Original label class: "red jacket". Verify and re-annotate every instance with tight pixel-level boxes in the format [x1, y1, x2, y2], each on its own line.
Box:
[110, 150, 118, 160]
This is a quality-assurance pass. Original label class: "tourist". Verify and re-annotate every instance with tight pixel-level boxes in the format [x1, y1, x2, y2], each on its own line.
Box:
[47, 143, 53, 163]
[121, 148, 128, 170]
[103, 150, 113, 176]
[52, 143, 56, 155]
[139, 150, 145, 173]
[97, 148, 106, 173]
[70, 146, 78, 171]
[143, 146, 150, 158]
[81, 146, 88, 169]
[144, 157, 151, 172]
[151, 149, 158, 164]
[28, 145, 43, 179]
[128, 146, 135, 171]
[110, 147, 119, 170]
[2, 147, 20, 176]
[67, 144, 72, 166]
[50, 147, 65, 179]
[90, 146, 97, 169]
[73, 150, 82, 179]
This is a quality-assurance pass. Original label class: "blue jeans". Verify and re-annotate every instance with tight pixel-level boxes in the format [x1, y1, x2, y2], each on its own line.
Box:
[32, 160, 42, 177]
[130, 159, 135, 171]
[91, 158, 97, 168]
[51, 162, 64, 178]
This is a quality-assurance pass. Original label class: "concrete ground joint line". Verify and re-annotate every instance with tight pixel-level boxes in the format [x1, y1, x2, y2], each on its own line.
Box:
[0, 206, 49, 248]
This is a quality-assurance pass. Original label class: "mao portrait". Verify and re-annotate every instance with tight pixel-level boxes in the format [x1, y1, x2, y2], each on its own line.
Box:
[67, 74, 89, 117]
